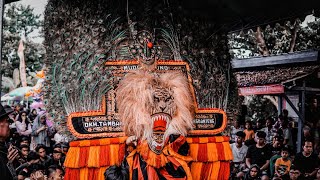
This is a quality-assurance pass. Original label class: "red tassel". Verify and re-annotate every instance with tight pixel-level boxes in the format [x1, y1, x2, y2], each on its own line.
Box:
[99, 145, 110, 167]
[216, 143, 225, 161]
[79, 147, 89, 167]
[197, 144, 208, 162]
[218, 161, 230, 180]
[64, 168, 80, 180]
[118, 143, 126, 163]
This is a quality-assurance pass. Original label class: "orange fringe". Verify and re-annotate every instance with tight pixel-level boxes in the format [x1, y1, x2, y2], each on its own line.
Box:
[187, 136, 233, 162]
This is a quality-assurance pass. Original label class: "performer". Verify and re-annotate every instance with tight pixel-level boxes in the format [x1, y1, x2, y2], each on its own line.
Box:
[105, 68, 194, 179]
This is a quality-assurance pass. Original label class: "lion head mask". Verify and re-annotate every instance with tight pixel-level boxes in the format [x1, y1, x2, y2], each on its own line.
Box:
[116, 70, 194, 154]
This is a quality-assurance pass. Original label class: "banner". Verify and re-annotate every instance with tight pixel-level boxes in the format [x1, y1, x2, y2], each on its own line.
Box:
[239, 84, 284, 96]
[17, 40, 27, 87]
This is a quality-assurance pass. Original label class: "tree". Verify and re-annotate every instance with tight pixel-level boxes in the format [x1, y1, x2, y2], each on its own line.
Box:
[4, 4, 42, 38]
[1, 3, 45, 93]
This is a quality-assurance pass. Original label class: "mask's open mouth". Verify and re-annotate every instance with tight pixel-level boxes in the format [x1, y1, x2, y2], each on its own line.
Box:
[149, 113, 172, 154]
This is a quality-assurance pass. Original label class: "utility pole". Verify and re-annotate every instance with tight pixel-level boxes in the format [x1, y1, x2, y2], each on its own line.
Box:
[0, 0, 5, 101]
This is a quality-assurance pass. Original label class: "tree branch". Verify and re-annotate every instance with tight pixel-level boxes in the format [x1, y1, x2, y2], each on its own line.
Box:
[289, 19, 300, 53]
[255, 27, 270, 56]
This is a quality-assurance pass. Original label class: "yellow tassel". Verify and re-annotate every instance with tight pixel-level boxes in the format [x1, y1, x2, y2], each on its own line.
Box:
[64, 147, 80, 168]
[210, 161, 220, 180]
[97, 167, 107, 180]
[109, 144, 120, 165]
[189, 144, 199, 161]
[87, 146, 100, 167]
[207, 143, 218, 162]
[79, 140, 91, 147]
[222, 142, 233, 161]
[80, 168, 89, 180]
[190, 162, 202, 180]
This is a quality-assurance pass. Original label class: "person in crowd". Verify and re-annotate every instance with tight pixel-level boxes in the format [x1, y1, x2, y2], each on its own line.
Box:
[19, 144, 30, 164]
[254, 119, 263, 132]
[15, 111, 32, 137]
[288, 165, 302, 180]
[274, 146, 291, 179]
[19, 136, 30, 147]
[28, 163, 46, 180]
[281, 120, 293, 147]
[244, 164, 261, 180]
[54, 126, 68, 144]
[28, 109, 38, 123]
[31, 113, 53, 149]
[36, 144, 52, 168]
[269, 136, 285, 178]
[231, 131, 248, 177]
[230, 120, 244, 143]
[292, 139, 319, 179]
[17, 170, 28, 180]
[47, 165, 64, 180]
[16, 151, 40, 173]
[61, 142, 69, 155]
[244, 120, 255, 141]
[261, 117, 275, 144]
[0, 104, 19, 180]
[49, 148, 64, 167]
[245, 131, 272, 179]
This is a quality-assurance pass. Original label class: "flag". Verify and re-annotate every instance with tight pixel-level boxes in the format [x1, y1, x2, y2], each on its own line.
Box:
[17, 40, 27, 87]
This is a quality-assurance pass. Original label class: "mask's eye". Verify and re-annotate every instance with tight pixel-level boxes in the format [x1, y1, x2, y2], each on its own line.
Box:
[154, 96, 160, 102]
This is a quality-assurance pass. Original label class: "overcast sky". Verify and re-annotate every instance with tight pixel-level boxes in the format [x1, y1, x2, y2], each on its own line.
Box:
[6, 0, 48, 43]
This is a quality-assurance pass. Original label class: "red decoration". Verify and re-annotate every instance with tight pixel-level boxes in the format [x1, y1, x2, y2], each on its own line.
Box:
[147, 42, 153, 49]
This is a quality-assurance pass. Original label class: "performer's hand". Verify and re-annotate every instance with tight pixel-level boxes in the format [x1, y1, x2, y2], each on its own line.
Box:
[126, 136, 137, 146]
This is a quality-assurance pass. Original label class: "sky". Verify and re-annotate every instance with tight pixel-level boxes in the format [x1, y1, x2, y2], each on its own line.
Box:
[6, 0, 48, 43]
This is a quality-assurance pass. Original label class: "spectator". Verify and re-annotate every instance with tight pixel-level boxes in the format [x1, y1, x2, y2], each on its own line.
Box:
[316, 168, 320, 180]
[289, 165, 302, 180]
[47, 165, 64, 180]
[244, 120, 255, 141]
[28, 163, 46, 180]
[36, 144, 52, 168]
[269, 136, 284, 177]
[28, 109, 38, 123]
[231, 131, 248, 177]
[261, 117, 275, 144]
[54, 126, 68, 144]
[274, 146, 291, 179]
[16, 151, 40, 173]
[31, 113, 52, 150]
[254, 119, 263, 131]
[0, 104, 18, 180]
[15, 111, 32, 137]
[19, 136, 30, 147]
[49, 149, 64, 167]
[18, 144, 30, 165]
[244, 164, 261, 180]
[17, 170, 28, 180]
[245, 131, 272, 179]
[281, 120, 293, 147]
[292, 139, 319, 179]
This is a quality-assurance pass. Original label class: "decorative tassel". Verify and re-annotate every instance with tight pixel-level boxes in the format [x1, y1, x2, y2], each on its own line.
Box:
[109, 144, 120, 165]
[79, 168, 88, 180]
[190, 162, 202, 180]
[210, 161, 221, 180]
[64, 147, 80, 168]
[88, 146, 100, 167]
[79, 147, 89, 167]
[197, 144, 208, 162]
[218, 161, 230, 180]
[207, 143, 218, 162]
[216, 143, 225, 161]
[222, 142, 233, 161]
[99, 145, 110, 167]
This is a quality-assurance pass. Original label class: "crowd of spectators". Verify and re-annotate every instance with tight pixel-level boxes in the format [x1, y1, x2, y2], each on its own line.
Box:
[229, 109, 320, 180]
[1, 103, 68, 180]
